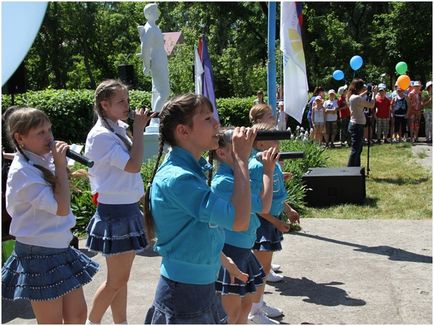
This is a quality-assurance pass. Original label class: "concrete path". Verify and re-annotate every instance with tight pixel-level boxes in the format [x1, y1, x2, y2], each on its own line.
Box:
[3, 218, 432, 324]
[412, 142, 432, 169]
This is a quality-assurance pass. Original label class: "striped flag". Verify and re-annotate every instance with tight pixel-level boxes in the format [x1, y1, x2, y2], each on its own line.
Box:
[280, 1, 308, 124]
[195, 35, 220, 123]
[194, 46, 203, 95]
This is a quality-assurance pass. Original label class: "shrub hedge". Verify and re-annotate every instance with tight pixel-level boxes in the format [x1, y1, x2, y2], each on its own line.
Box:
[68, 139, 327, 236]
[2, 90, 304, 145]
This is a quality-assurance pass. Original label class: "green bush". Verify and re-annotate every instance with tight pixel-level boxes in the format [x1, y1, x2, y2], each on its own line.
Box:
[69, 140, 326, 236]
[70, 158, 158, 236]
[2, 90, 257, 148]
[216, 97, 256, 126]
[279, 139, 327, 213]
[2, 90, 95, 145]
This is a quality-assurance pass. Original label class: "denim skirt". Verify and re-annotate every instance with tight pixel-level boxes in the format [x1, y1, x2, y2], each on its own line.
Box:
[2, 241, 99, 301]
[145, 276, 227, 324]
[252, 214, 284, 252]
[86, 202, 147, 256]
[215, 244, 265, 297]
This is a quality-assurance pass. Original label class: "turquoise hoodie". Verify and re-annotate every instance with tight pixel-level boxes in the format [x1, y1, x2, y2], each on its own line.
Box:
[150, 146, 235, 285]
[211, 161, 262, 249]
[270, 163, 287, 217]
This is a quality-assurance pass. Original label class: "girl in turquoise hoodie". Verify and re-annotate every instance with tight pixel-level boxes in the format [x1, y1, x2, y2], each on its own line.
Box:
[144, 94, 254, 324]
[211, 128, 278, 324]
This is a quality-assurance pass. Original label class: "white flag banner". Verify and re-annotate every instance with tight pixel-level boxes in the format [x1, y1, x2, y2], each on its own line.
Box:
[194, 46, 204, 95]
[280, 1, 308, 124]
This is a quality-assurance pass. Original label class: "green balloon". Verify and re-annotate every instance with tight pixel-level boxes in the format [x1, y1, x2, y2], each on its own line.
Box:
[396, 61, 408, 75]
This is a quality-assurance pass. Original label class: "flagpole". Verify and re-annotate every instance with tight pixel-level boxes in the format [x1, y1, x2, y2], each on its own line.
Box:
[267, 1, 277, 117]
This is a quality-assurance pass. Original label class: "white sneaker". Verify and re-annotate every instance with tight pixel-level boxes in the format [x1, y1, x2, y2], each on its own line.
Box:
[248, 311, 280, 324]
[266, 270, 284, 283]
[271, 263, 281, 272]
[261, 302, 283, 318]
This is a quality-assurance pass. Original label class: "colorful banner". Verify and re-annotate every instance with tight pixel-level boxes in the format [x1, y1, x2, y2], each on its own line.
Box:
[195, 35, 219, 123]
[280, 1, 308, 124]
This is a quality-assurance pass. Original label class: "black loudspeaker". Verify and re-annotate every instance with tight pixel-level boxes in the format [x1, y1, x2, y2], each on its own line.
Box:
[118, 64, 135, 87]
[302, 167, 366, 207]
[4, 63, 26, 94]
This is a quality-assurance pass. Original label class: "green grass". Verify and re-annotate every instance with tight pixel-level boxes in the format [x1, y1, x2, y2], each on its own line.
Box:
[304, 143, 432, 220]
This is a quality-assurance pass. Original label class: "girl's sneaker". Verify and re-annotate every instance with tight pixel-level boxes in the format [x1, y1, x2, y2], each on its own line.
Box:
[267, 270, 284, 283]
[262, 302, 283, 318]
[271, 263, 281, 272]
[248, 311, 280, 324]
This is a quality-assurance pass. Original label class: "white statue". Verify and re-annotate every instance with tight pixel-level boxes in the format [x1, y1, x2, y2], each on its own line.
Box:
[138, 3, 170, 130]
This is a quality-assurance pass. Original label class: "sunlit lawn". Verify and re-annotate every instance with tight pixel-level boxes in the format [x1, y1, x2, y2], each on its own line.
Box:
[304, 142, 432, 220]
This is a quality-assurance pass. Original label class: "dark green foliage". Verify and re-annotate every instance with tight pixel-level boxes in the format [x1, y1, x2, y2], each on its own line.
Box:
[216, 97, 256, 127]
[1, 89, 154, 147]
[69, 140, 327, 236]
[19, 2, 431, 97]
[1, 90, 262, 146]
[70, 166, 94, 236]
[279, 139, 328, 213]
[2, 90, 95, 144]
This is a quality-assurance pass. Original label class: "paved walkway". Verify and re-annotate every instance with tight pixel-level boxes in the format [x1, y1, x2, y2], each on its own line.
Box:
[3, 219, 432, 324]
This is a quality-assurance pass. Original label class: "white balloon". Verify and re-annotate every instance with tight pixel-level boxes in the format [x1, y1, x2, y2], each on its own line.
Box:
[2, 2, 48, 85]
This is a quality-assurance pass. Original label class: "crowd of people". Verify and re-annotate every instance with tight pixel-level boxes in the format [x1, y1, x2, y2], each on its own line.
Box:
[307, 80, 432, 148]
[2, 80, 300, 325]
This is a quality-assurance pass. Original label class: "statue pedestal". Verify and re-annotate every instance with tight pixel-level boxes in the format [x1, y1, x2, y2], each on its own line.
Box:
[143, 130, 159, 162]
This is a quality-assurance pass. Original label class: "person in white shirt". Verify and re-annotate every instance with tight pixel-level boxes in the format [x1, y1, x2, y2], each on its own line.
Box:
[277, 101, 287, 131]
[2, 107, 99, 324]
[324, 89, 339, 148]
[84, 79, 157, 324]
[311, 96, 325, 144]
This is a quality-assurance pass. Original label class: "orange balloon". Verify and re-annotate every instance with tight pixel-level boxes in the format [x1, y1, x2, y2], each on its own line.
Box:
[397, 75, 411, 90]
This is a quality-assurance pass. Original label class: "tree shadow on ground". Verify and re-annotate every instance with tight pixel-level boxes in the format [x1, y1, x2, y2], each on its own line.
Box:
[370, 176, 429, 185]
[364, 196, 378, 208]
[2, 299, 34, 323]
[294, 232, 432, 263]
[137, 245, 160, 257]
[273, 276, 366, 307]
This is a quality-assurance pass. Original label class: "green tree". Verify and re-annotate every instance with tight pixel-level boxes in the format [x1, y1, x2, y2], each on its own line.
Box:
[18, 2, 432, 97]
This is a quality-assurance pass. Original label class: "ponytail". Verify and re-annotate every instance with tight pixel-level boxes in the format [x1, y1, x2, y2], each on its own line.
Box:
[143, 138, 165, 242]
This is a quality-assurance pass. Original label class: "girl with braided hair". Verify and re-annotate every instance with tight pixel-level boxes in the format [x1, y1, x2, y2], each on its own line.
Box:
[2, 107, 99, 324]
[144, 93, 255, 324]
[84, 79, 157, 324]
[210, 127, 278, 324]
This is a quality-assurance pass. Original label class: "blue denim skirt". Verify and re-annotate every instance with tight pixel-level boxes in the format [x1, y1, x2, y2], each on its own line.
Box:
[145, 276, 227, 324]
[2, 241, 99, 301]
[86, 202, 147, 256]
[215, 244, 265, 297]
[252, 214, 283, 251]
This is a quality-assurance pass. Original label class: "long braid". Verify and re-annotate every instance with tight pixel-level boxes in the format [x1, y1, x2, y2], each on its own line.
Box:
[207, 150, 214, 186]
[14, 141, 57, 188]
[101, 116, 132, 152]
[143, 137, 165, 242]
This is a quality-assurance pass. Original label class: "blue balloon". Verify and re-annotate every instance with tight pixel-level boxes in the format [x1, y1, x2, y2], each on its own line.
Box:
[350, 55, 363, 71]
[332, 70, 344, 81]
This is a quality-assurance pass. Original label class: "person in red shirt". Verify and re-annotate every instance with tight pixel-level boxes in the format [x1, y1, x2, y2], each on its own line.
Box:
[375, 84, 392, 143]
[337, 85, 351, 146]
